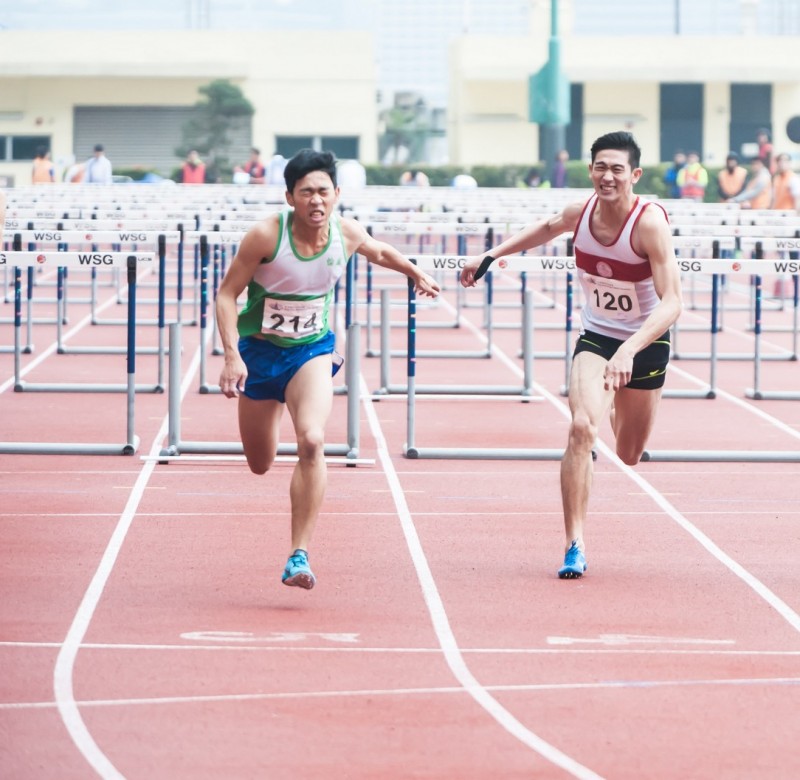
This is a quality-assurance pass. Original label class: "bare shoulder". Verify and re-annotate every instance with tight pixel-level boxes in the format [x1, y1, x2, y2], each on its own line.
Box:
[338, 216, 369, 254]
[561, 199, 587, 227]
[237, 212, 281, 258]
[547, 199, 586, 234]
[636, 200, 675, 260]
[640, 200, 671, 229]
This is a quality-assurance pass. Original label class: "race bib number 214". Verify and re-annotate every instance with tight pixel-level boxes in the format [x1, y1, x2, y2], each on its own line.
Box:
[261, 297, 325, 339]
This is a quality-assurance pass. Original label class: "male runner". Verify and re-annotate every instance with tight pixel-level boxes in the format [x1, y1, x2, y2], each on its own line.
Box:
[216, 149, 440, 590]
[460, 131, 683, 578]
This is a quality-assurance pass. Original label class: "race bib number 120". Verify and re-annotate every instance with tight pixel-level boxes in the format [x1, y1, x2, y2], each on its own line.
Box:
[261, 297, 325, 339]
[585, 276, 641, 320]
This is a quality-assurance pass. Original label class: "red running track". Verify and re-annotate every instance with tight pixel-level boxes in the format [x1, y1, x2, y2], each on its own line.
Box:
[1, 259, 799, 778]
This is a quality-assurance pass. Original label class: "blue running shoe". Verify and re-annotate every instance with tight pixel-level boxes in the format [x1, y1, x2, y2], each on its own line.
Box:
[282, 549, 316, 590]
[558, 540, 587, 579]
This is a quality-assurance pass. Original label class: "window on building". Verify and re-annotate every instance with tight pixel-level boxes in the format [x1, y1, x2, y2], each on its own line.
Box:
[730, 84, 772, 160]
[275, 135, 360, 161]
[0, 135, 51, 161]
[321, 136, 359, 160]
[659, 84, 703, 162]
[275, 136, 315, 158]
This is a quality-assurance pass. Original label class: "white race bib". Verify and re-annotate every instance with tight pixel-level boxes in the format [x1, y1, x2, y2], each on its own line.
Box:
[585, 276, 641, 320]
[261, 297, 325, 339]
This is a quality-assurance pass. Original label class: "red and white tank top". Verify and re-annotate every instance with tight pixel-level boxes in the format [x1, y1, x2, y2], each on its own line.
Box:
[573, 194, 666, 340]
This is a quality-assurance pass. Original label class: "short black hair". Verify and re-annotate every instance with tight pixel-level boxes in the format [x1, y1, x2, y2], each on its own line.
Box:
[284, 149, 337, 192]
[590, 131, 641, 169]
[94, 143, 104, 152]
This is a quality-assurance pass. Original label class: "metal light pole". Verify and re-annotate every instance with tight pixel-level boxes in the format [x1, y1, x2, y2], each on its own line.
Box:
[541, 0, 569, 181]
[529, 0, 569, 183]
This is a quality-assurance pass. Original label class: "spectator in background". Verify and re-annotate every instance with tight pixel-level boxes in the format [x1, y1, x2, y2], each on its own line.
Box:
[676, 151, 708, 202]
[63, 158, 85, 183]
[451, 173, 478, 189]
[399, 170, 430, 186]
[756, 128, 774, 173]
[717, 152, 747, 201]
[337, 158, 367, 191]
[521, 167, 550, 189]
[663, 150, 686, 199]
[83, 144, 113, 184]
[771, 153, 800, 212]
[552, 149, 569, 188]
[181, 150, 206, 184]
[242, 147, 266, 184]
[267, 153, 288, 185]
[727, 156, 772, 210]
[31, 146, 55, 184]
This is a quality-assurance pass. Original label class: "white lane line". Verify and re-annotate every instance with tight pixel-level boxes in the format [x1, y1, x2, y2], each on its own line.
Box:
[449, 301, 800, 635]
[669, 363, 800, 440]
[360, 375, 604, 780]
[8, 640, 800, 656]
[52, 340, 204, 780]
[9, 675, 800, 711]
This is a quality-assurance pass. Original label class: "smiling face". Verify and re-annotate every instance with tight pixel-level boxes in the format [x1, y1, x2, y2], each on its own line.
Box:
[285, 170, 340, 230]
[589, 148, 641, 204]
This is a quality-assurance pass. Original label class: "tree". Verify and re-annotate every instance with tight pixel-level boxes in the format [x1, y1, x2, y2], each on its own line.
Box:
[175, 79, 254, 182]
[380, 99, 434, 165]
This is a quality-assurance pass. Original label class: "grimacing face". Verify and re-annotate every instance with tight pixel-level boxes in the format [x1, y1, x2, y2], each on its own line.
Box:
[286, 170, 340, 229]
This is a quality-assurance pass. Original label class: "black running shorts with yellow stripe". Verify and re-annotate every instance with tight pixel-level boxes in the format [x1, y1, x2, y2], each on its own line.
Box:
[572, 329, 671, 390]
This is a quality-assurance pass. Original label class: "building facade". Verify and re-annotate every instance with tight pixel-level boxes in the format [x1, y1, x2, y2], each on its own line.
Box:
[0, 29, 378, 185]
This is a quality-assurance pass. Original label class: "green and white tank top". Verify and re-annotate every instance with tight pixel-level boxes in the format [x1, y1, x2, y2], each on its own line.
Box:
[237, 210, 349, 347]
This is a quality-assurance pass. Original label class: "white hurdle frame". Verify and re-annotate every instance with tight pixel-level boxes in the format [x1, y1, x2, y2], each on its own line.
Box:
[0, 250, 154, 455]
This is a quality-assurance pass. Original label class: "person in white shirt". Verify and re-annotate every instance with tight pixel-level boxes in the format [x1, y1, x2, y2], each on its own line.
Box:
[83, 144, 113, 184]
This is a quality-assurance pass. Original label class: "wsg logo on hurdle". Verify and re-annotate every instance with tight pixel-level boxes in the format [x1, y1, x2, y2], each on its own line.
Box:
[77, 254, 115, 265]
[429, 256, 578, 271]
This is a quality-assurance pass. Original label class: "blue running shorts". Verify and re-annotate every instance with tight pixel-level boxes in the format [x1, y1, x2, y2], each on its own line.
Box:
[238, 330, 340, 402]
[572, 329, 671, 390]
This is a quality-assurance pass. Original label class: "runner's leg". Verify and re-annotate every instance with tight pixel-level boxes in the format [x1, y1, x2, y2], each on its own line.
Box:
[284, 353, 334, 552]
[238, 396, 283, 474]
[560, 351, 614, 550]
[611, 386, 663, 466]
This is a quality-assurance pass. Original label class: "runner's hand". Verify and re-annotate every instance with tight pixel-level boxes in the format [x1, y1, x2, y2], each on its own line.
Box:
[414, 271, 441, 298]
[219, 357, 248, 398]
[603, 349, 634, 392]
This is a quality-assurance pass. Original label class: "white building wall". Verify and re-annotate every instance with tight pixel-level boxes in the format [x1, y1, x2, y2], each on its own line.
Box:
[0, 30, 378, 184]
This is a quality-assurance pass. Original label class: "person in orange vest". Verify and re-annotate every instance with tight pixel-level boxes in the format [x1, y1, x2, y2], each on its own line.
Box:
[31, 146, 55, 184]
[771, 153, 800, 212]
[181, 150, 206, 184]
[727, 156, 772, 210]
[676, 151, 708, 201]
[242, 147, 266, 184]
[716, 152, 747, 201]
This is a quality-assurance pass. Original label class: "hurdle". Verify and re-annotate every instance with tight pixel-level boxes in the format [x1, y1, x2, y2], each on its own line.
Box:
[0, 248, 153, 455]
[392, 254, 567, 460]
[158, 321, 363, 461]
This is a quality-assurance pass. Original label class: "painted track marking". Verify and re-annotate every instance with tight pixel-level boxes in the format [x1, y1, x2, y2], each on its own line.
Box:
[448, 298, 800, 635]
[361, 375, 605, 780]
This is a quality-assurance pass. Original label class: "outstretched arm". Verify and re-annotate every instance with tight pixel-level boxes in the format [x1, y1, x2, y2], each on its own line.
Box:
[459, 201, 584, 287]
[342, 219, 440, 298]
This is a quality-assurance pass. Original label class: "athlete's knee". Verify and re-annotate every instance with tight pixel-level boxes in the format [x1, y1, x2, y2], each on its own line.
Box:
[295, 426, 325, 461]
[245, 453, 275, 475]
[567, 414, 597, 453]
[615, 440, 645, 466]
